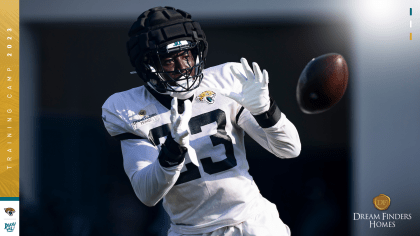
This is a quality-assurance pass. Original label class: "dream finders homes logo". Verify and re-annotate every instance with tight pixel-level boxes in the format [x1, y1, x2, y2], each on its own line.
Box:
[353, 213, 412, 228]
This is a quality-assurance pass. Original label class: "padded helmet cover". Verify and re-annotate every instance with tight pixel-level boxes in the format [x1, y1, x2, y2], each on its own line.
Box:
[126, 6, 208, 72]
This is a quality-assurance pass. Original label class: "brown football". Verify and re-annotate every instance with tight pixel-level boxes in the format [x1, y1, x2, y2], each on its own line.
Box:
[296, 53, 348, 114]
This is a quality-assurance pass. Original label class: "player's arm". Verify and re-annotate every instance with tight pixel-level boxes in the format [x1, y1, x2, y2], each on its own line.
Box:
[121, 137, 186, 207]
[221, 58, 301, 158]
[237, 102, 301, 159]
[102, 96, 192, 207]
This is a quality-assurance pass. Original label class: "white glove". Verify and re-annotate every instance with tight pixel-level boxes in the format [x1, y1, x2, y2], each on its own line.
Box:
[220, 58, 270, 115]
[170, 97, 199, 166]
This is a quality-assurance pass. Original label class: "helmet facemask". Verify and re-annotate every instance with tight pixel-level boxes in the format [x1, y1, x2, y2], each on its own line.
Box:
[144, 40, 205, 95]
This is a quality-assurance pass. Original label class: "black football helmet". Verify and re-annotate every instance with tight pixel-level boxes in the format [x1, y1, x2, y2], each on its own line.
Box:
[127, 6, 208, 94]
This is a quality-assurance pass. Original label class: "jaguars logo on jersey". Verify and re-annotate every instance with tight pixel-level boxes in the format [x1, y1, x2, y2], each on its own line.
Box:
[197, 90, 216, 104]
[4, 207, 15, 216]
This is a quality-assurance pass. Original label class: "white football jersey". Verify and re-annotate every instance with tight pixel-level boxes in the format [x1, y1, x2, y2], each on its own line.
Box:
[102, 62, 301, 235]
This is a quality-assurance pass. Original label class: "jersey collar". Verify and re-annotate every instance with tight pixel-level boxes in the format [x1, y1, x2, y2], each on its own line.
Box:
[145, 84, 194, 113]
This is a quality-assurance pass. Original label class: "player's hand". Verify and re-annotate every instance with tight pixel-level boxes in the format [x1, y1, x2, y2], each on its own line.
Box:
[170, 97, 199, 166]
[170, 97, 192, 146]
[220, 58, 270, 115]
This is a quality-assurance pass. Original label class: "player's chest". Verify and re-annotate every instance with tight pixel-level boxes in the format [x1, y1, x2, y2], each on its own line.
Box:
[133, 90, 236, 146]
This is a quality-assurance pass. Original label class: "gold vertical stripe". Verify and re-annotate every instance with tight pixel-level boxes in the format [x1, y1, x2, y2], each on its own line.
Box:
[0, 0, 19, 197]
[410, 33, 412, 40]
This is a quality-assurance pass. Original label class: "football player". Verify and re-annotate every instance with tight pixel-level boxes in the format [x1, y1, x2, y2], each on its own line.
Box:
[102, 6, 301, 236]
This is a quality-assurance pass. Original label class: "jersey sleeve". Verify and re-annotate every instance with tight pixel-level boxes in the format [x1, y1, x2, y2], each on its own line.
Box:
[237, 98, 301, 159]
[121, 138, 185, 207]
[102, 93, 135, 137]
[102, 93, 185, 207]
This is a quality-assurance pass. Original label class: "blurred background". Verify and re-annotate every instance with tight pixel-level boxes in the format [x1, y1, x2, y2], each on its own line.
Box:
[19, 0, 420, 235]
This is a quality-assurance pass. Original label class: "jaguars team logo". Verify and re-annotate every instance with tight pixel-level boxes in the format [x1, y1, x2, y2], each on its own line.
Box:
[4, 207, 15, 216]
[197, 90, 216, 104]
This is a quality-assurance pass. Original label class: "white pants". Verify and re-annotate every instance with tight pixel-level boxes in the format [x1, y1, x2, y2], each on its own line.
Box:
[168, 200, 291, 236]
